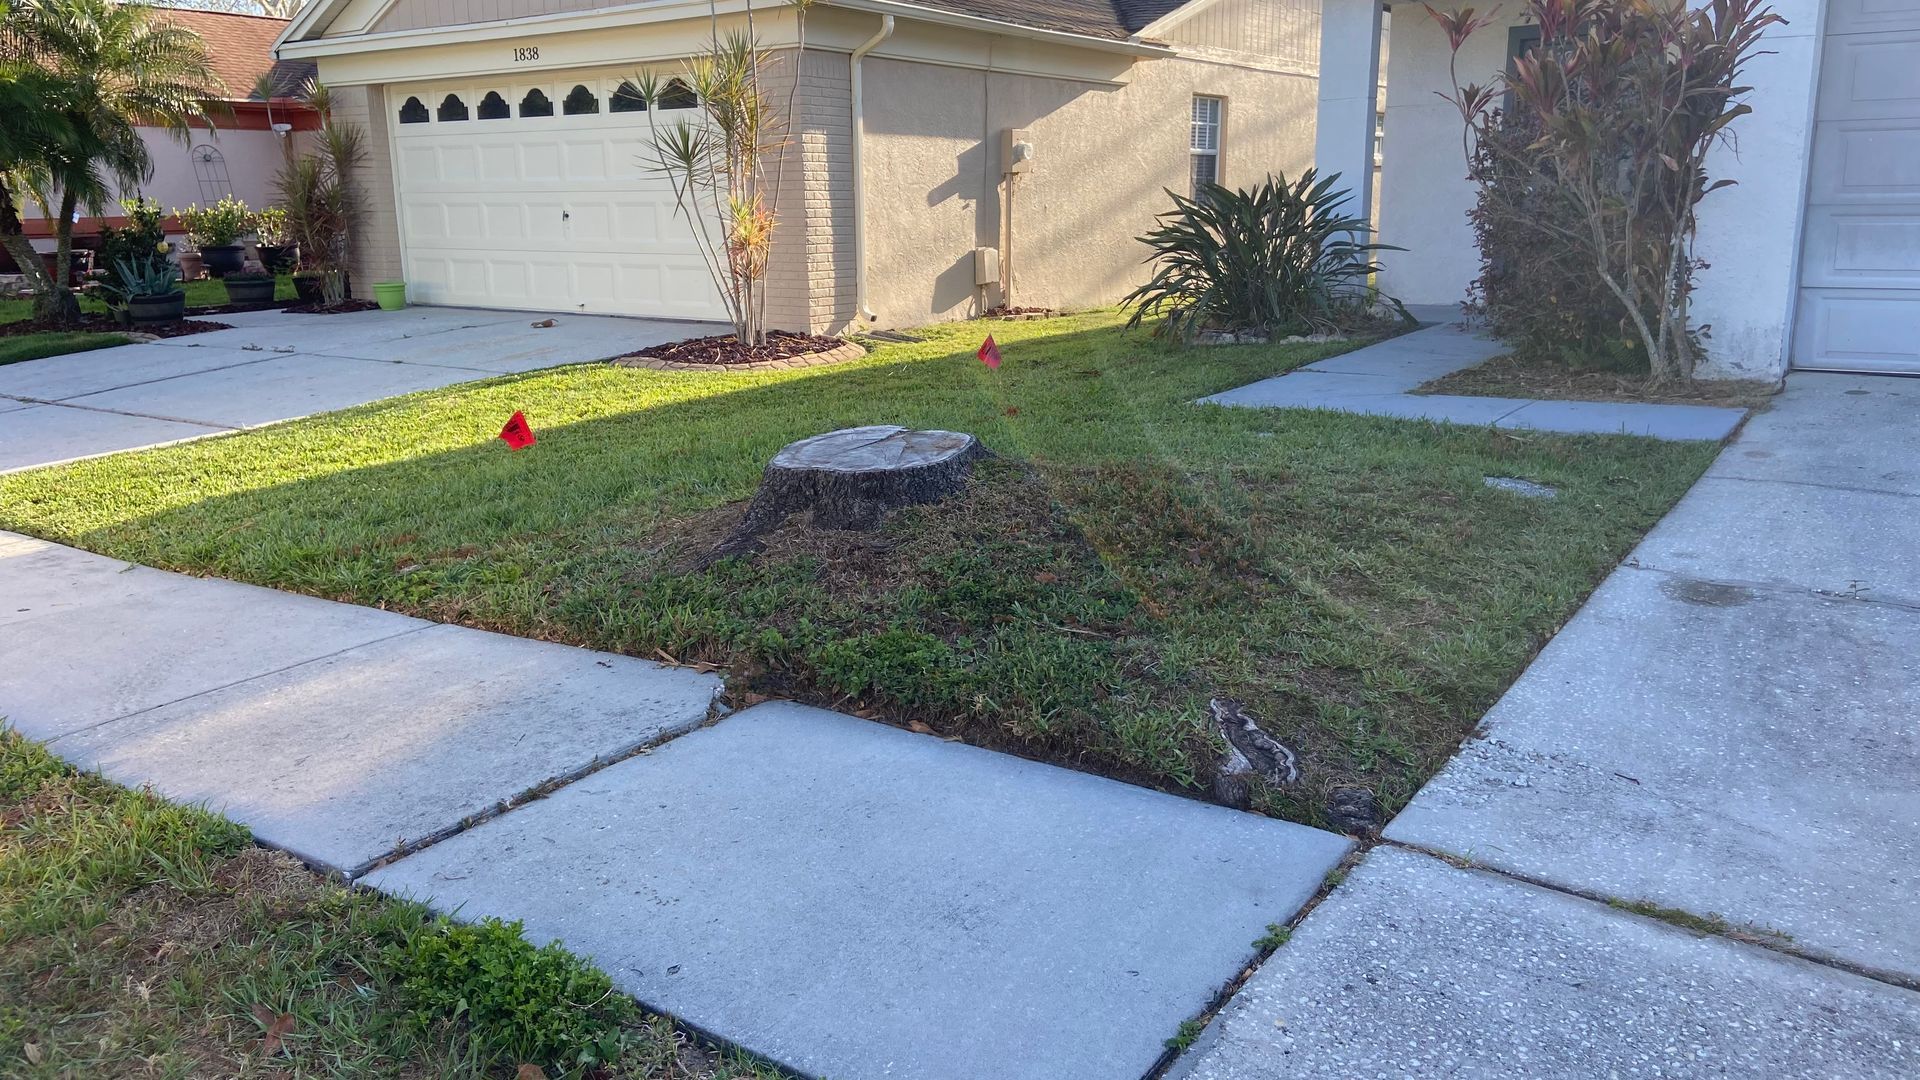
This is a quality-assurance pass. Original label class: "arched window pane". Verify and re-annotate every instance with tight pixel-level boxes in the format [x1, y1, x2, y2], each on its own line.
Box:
[437, 93, 469, 121]
[610, 81, 647, 113]
[477, 91, 510, 120]
[398, 96, 429, 124]
[563, 84, 598, 115]
[658, 79, 697, 110]
[519, 88, 553, 117]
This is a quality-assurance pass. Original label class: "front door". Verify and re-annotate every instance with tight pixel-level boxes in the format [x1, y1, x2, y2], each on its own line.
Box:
[1793, 0, 1920, 372]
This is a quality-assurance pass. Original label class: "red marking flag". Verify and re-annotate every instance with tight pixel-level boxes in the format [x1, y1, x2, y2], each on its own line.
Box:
[977, 335, 1002, 370]
[498, 411, 536, 450]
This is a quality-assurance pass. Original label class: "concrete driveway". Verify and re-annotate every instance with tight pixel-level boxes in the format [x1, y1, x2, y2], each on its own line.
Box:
[0, 306, 718, 473]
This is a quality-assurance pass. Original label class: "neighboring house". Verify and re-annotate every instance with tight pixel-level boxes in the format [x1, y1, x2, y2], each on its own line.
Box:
[273, 0, 1323, 331]
[23, 9, 319, 254]
[1319, 0, 1920, 378]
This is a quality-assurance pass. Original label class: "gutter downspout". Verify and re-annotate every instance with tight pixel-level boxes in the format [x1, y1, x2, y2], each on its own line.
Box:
[850, 13, 894, 323]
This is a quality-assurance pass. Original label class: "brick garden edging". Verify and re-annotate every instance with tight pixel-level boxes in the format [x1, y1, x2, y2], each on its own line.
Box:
[614, 340, 867, 373]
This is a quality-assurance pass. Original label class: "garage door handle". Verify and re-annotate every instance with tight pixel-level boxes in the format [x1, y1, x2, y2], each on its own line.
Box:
[562, 210, 571, 220]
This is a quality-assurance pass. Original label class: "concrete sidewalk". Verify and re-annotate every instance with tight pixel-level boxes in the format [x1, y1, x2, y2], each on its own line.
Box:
[1202, 321, 1749, 440]
[0, 530, 1350, 1080]
[1171, 372, 1920, 1077]
[0, 306, 717, 473]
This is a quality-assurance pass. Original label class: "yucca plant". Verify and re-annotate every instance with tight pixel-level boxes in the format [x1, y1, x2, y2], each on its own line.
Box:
[637, 0, 813, 345]
[274, 83, 363, 307]
[1124, 170, 1398, 342]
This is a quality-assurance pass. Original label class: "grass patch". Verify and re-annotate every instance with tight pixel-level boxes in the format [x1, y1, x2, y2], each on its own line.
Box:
[0, 275, 295, 325]
[0, 330, 131, 366]
[0, 311, 1717, 826]
[0, 725, 780, 1079]
[1416, 351, 1777, 409]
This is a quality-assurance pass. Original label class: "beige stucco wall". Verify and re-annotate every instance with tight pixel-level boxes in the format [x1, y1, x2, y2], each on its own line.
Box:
[322, 80, 406, 297]
[372, 0, 609, 35]
[762, 48, 857, 334]
[859, 54, 1318, 327]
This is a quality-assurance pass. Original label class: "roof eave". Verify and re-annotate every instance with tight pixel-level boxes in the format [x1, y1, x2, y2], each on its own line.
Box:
[823, 0, 1174, 57]
[279, 0, 1174, 61]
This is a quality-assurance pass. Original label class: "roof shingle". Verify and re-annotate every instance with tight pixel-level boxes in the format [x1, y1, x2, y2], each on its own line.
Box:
[155, 8, 316, 101]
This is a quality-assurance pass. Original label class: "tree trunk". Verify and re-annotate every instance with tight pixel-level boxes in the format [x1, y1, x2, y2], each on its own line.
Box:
[702, 426, 987, 565]
[0, 186, 67, 324]
[40, 188, 81, 327]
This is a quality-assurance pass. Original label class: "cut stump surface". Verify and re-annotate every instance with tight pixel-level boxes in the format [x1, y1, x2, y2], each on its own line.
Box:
[704, 426, 986, 565]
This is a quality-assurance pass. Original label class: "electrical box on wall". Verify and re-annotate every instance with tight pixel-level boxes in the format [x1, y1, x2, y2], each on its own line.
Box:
[1001, 128, 1033, 174]
[974, 247, 1001, 286]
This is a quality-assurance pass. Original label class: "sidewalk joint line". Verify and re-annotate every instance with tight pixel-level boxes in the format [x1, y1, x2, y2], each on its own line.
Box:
[1380, 839, 1920, 993]
[44, 623, 436, 747]
[345, 695, 733, 880]
[1699, 472, 1920, 501]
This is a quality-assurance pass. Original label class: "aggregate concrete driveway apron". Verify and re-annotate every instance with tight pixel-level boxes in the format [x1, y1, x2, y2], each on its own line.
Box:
[0, 306, 719, 473]
[1, 531, 1352, 1080]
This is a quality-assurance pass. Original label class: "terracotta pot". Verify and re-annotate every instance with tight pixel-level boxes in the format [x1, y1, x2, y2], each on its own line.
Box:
[128, 290, 186, 325]
[177, 251, 205, 281]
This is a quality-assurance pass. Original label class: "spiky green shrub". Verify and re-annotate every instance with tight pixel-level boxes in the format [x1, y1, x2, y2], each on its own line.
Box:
[1124, 170, 1397, 342]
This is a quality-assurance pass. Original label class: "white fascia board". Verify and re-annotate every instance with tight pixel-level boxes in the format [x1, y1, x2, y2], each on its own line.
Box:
[279, 0, 769, 60]
[825, 0, 1172, 56]
[284, 0, 1173, 62]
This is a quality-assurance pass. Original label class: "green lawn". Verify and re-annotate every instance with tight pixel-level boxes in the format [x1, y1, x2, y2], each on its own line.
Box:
[0, 275, 295, 325]
[0, 311, 1717, 825]
[0, 329, 130, 366]
[0, 728, 779, 1078]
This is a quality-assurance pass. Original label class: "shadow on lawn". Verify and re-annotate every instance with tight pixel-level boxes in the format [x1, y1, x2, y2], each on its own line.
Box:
[17, 318, 1717, 828]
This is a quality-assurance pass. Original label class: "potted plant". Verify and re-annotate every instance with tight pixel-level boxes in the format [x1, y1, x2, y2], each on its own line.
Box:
[253, 206, 298, 274]
[174, 196, 252, 277]
[102, 247, 185, 325]
[223, 264, 276, 305]
[177, 246, 205, 281]
[276, 83, 364, 309]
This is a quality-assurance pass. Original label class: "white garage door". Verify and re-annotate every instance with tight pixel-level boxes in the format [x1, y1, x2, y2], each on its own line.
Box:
[1793, 0, 1920, 372]
[388, 75, 727, 321]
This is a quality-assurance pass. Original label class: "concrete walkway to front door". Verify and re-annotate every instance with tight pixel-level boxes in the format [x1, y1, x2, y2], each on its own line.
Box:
[1201, 318, 1750, 440]
[0, 307, 718, 473]
[0, 531, 1350, 1080]
[1170, 371, 1920, 1077]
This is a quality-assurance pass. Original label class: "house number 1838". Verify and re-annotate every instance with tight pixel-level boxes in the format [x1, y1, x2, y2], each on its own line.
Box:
[512, 45, 540, 62]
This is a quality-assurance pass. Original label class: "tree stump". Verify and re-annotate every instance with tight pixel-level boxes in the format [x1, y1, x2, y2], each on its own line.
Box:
[702, 425, 987, 565]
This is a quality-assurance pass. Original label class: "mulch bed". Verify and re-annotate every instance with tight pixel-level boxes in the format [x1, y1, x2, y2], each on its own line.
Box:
[615, 331, 866, 372]
[1416, 352, 1778, 409]
[0, 316, 232, 340]
[283, 299, 381, 315]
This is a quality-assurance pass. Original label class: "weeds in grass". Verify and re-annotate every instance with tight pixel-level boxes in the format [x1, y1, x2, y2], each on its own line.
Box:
[0, 726, 778, 1079]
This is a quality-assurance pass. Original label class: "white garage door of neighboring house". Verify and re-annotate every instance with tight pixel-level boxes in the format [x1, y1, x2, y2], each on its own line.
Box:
[387, 75, 727, 321]
[1794, 0, 1920, 373]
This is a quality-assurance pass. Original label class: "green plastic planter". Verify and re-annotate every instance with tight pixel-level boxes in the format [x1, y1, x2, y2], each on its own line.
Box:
[373, 281, 408, 311]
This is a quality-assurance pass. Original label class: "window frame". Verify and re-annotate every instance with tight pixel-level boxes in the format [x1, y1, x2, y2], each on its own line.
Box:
[1190, 94, 1224, 197]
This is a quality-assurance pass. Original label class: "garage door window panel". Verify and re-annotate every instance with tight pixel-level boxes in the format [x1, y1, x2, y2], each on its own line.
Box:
[478, 92, 511, 120]
[398, 96, 429, 124]
[520, 88, 554, 118]
[658, 79, 698, 109]
[611, 81, 647, 113]
[564, 85, 599, 115]
[437, 94, 469, 121]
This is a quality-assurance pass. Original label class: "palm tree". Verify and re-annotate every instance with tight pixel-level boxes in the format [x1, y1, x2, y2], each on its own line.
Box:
[0, 38, 76, 306]
[10, 0, 221, 322]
